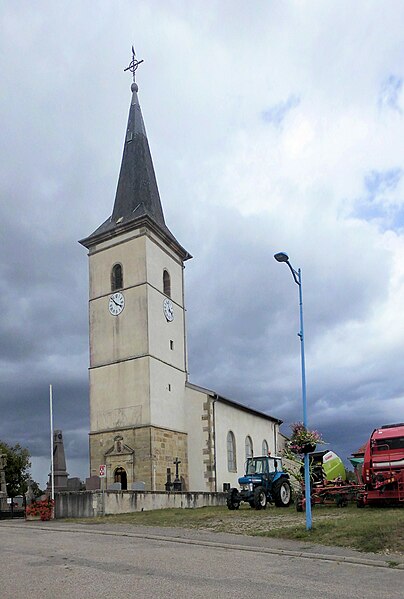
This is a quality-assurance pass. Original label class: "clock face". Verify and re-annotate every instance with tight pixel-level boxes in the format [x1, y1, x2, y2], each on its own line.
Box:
[163, 298, 174, 322]
[109, 292, 125, 316]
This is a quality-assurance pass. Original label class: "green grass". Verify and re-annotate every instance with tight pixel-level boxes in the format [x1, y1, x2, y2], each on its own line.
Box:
[72, 504, 404, 555]
[78, 504, 252, 529]
[257, 506, 404, 554]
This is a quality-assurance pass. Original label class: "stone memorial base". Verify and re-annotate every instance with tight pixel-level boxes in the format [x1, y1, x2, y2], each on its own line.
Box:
[26, 514, 41, 521]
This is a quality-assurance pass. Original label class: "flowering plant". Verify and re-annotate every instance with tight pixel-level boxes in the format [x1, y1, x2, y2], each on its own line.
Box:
[26, 498, 54, 521]
[287, 422, 325, 455]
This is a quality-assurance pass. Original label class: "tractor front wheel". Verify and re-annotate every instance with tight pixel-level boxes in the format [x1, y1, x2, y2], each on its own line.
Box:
[227, 488, 240, 510]
[253, 486, 267, 510]
[273, 479, 292, 507]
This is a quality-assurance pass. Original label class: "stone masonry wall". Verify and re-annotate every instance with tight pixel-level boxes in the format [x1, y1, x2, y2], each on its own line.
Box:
[89, 427, 152, 489]
[151, 427, 188, 491]
[89, 425, 188, 491]
[201, 398, 215, 492]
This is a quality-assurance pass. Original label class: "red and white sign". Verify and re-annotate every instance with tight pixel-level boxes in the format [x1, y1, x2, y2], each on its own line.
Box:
[99, 464, 106, 478]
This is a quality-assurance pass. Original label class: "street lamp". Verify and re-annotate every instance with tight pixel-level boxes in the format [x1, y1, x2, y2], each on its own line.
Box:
[274, 251, 312, 530]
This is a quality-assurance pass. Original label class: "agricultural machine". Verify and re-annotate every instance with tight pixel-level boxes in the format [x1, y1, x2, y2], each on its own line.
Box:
[227, 455, 292, 510]
[358, 422, 404, 506]
[295, 450, 363, 511]
[296, 423, 404, 510]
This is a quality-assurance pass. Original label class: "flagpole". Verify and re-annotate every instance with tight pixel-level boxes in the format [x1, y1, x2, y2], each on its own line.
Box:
[49, 384, 55, 509]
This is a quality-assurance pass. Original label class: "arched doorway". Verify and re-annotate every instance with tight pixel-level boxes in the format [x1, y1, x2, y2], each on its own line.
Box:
[114, 467, 127, 490]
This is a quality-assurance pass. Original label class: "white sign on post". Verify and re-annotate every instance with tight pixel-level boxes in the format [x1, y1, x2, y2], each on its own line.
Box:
[99, 464, 106, 478]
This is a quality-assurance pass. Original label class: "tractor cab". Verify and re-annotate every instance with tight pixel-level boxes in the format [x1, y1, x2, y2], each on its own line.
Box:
[246, 456, 278, 474]
[227, 455, 292, 510]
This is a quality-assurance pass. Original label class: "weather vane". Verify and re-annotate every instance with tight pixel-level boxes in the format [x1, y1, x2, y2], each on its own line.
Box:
[124, 45, 144, 81]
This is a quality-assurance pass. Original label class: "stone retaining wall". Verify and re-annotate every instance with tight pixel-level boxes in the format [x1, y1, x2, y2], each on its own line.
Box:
[55, 490, 227, 519]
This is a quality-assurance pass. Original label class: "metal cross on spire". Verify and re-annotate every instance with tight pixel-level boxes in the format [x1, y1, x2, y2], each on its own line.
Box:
[124, 45, 144, 81]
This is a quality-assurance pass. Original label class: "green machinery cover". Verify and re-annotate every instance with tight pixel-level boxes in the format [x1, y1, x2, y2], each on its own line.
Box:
[322, 450, 346, 481]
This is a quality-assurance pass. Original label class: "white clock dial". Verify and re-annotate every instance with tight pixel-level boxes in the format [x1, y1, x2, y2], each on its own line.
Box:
[109, 292, 125, 316]
[163, 298, 174, 322]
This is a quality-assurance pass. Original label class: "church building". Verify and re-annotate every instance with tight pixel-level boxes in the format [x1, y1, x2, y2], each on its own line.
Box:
[79, 53, 284, 493]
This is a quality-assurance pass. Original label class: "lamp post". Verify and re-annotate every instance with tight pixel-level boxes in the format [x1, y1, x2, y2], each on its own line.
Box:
[274, 252, 312, 530]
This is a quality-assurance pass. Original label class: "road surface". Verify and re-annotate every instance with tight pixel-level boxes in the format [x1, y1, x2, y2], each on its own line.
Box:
[0, 521, 402, 598]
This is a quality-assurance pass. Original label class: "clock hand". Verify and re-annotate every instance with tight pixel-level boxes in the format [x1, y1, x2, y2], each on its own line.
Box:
[112, 298, 122, 307]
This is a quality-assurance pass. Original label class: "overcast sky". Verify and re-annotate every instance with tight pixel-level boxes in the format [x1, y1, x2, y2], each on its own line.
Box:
[1, 2, 403, 487]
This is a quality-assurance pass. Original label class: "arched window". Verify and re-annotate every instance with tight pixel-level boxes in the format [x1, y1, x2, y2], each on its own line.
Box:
[114, 466, 127, 490]
[262, 439, 269, 456]
[163, 269, 171, 297]
[111, 263, 123, 291]
[245, 436, 253, 460]
[227, 431, 237, 472]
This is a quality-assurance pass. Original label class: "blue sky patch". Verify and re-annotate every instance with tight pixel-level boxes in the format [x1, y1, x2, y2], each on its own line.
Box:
[379, 75, 403, 113]
[365, 168, 402, 198]
[262, 94, 300, 126]
[353, 168, 403, 231]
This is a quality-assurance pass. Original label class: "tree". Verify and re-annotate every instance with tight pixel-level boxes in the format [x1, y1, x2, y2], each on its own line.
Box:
[0, 441, 31, 498]
[29, 479, 44, 498]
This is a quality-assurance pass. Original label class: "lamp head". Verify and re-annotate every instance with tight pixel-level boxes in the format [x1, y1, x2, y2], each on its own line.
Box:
[274, 252, 289, 263]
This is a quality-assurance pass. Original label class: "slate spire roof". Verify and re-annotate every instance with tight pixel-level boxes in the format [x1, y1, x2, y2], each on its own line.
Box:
[80, 56, 190, 260]
[111, 79, 164, 226]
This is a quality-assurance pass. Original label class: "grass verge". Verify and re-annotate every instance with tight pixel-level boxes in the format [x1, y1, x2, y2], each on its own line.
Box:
[257, 505, 404, 554]
[72, 503, 404, 555]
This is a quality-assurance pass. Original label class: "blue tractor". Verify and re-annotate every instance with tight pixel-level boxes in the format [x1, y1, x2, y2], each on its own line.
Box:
[227, 455, 292, 510]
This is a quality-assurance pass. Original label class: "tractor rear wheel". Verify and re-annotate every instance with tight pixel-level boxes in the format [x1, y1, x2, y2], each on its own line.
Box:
[273, 479, 292, 507]
[226, 488, 240, 510]
[253, 486, 267, 510]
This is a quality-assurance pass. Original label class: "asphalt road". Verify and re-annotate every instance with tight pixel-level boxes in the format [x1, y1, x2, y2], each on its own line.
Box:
[0, 521, 403, 599]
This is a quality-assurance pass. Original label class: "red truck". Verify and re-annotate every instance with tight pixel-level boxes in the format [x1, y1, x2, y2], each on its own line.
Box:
[360, 422, 404, 506]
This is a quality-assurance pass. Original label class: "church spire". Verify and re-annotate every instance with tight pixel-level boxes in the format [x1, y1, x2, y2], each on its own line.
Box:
[80, 48, 190, 260]
[112, 47, 165, 227]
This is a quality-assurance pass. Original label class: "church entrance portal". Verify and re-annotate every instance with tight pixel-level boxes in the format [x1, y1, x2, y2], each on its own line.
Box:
[114, 467, 127, 490]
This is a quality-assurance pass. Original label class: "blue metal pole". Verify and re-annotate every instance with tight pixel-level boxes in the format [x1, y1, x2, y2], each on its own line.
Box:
[297, 268, 312, 530]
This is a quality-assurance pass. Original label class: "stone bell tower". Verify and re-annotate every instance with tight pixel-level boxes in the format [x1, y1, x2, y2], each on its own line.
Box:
[79, 50, 191, 491]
